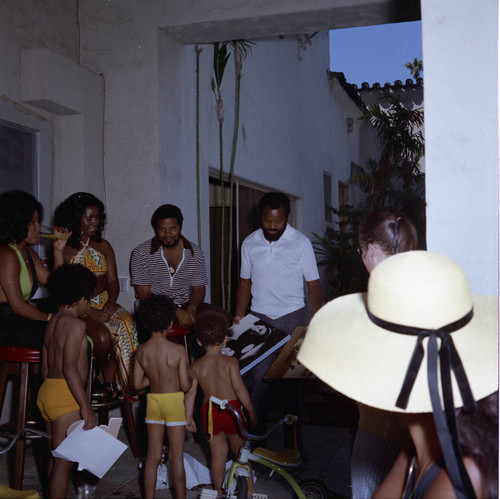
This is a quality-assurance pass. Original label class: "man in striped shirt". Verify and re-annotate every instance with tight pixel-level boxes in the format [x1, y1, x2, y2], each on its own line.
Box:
[130, 204, 208, 328]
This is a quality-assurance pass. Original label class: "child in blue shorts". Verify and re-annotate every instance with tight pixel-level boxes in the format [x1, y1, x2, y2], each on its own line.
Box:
[133, 294, 192, 499]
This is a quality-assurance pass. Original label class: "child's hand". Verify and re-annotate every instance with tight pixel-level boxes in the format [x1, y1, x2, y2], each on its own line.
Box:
[186, 416, 197, 433]
[248, 409, 257, 428]
[81, 406, 97, 430]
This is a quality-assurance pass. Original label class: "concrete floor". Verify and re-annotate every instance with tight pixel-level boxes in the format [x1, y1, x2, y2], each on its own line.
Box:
[0, 381, 355, 498]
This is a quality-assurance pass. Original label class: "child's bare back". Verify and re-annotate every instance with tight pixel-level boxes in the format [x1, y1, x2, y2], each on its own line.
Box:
[190, 352, 240, 403]
[43, 312, 88, 382]
[134, 335, 191, 394]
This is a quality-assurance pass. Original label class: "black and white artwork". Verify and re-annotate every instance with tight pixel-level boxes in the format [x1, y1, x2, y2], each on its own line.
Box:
[222, 314, 290, 375]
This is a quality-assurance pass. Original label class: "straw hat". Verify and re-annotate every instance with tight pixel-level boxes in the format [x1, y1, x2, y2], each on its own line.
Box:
[297, 251, 498, 413]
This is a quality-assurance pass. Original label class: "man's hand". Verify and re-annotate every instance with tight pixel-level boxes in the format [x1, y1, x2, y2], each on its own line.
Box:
[233, 315, 243, 325]
[81, 405, 97, 430]
[176, 308, 195, 327]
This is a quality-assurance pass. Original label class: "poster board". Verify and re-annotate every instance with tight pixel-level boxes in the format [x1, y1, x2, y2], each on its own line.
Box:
[222, 314, 290, 375]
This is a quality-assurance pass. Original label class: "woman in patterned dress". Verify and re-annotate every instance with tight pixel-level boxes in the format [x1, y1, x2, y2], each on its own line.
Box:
[53, 192, 138, 401]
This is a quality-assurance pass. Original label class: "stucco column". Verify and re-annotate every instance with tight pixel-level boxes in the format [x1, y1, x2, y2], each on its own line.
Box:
[421, 0, 499, 294]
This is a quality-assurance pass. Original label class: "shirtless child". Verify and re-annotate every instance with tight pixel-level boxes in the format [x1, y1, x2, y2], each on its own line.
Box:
[133, 294, 192, 499]
[36, 263, 97, 498]
[185, 312, 257, 496]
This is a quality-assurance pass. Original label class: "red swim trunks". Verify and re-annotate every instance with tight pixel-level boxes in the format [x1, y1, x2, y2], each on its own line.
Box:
[201, 399, 247, 437]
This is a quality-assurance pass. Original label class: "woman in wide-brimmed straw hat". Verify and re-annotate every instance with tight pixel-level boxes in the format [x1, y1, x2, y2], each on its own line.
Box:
[298, 251, 498, 498]
[351, 208, 418, 498]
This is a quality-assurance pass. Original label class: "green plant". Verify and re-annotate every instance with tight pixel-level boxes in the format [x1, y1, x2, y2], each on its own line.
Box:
[405, 57, 423, 81]
[226, 40, 254, 310]
[210, 40, 254, 310]
[351, 93, 426, 238]
[313, 205, 368, 300]
[211, 41, 230, 308]
[315, 93, 425, 298]
[195, 44, 203, 247]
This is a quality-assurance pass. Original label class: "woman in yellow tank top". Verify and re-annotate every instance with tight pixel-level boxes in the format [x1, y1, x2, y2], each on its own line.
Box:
[53, 192, 138, 401]
[0, 190, 66, 349]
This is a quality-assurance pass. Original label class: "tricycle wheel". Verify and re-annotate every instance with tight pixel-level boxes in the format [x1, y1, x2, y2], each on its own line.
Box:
[236, 474, 248, 499]
[300, 479, 328, 499]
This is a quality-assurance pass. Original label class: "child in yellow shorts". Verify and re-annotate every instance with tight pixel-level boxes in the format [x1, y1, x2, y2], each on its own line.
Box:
[36, 264, 97, 498]
[133, 294, 193, 499]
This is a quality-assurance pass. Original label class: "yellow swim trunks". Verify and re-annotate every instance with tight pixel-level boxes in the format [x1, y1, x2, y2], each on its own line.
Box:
[146, 392, 186, 426]
[36, 378, 80, 422]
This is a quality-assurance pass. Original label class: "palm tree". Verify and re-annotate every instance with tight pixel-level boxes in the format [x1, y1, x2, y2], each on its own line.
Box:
[357, 94, 424, 196]
[195, 44, 203, 247]
[315, 93, 426, 298]
[405, 57, 423, 81]
[226, 40, 253, 311]
[211, 41, 230, 308]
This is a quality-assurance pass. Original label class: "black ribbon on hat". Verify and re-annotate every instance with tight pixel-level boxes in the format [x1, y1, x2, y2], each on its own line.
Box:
[367, 308, 477, 499]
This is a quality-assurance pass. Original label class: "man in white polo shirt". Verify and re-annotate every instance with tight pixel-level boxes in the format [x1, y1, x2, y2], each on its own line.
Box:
[234, 192, 322, 427]
[234, 192, 322, 332]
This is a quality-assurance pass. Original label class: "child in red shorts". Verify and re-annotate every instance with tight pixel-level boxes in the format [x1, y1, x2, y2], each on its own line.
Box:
[185, 312, 257, 496]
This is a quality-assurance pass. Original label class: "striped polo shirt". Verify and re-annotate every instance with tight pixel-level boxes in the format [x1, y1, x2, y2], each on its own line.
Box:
[130, 237, 208, 306]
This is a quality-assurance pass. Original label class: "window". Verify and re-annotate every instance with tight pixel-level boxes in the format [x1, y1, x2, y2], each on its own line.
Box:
[338, 182, 349, 231]
[208, 174, 296, 309]
[0, 120, 37, 195]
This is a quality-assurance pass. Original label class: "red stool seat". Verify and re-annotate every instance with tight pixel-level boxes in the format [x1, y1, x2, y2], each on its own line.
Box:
[168, 322, 190, 337]
[168, 322, 191, 365]
[0, 347, 45, 490]
[0, 347, 40, 364]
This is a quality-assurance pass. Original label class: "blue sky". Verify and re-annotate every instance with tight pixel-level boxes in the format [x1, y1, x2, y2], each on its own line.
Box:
[329, 21, 422, 87]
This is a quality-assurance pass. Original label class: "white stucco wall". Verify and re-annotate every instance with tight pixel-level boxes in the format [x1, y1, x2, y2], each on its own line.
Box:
[422, 0, 498, 295]
[3, 0, 496, 313]
[80, 10, 363, 310]
[0, 2, 104, 213]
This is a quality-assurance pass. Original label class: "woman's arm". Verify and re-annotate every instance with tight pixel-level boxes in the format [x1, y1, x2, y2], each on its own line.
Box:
[373, 448, 411, 498]
[30, 247, 51, 287]
[0, 249, 49, 321]
[102, 241, 120, 305]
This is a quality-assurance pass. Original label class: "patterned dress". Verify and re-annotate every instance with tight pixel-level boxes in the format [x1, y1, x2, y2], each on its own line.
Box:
[70, 244, 138, 401]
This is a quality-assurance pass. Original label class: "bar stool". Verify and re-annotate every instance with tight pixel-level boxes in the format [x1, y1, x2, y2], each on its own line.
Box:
[0, 347, 46, 490]
[168, 322, 191, 365]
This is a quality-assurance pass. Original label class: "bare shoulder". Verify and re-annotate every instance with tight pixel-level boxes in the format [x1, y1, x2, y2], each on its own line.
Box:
[60, 314, 86, 334]
[0, 245, 18, 264]
[53, 314, 86, 346]
[135, 341, 151, 358]
[167, 339, 186, 355]
[226, 355, 240, 369]
[190, 357, 202, 370]
[97, 239, 115, 255]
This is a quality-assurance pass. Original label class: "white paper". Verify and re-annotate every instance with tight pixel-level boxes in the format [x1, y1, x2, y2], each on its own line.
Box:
[157, 454, 255, 491]
[52, 421, 127, 479]
[67, 417, 122, 439]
